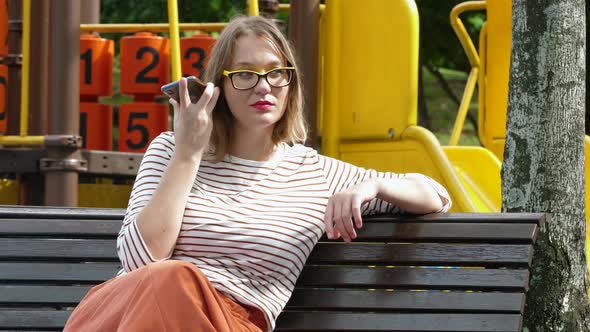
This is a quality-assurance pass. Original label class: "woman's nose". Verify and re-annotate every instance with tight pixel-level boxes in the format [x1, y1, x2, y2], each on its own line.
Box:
[253, 75, 272, 94]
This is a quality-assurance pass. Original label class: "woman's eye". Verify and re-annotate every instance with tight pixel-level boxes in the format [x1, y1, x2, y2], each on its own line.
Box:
[236, 71, 254, 78]
[268, 70, 284, 78]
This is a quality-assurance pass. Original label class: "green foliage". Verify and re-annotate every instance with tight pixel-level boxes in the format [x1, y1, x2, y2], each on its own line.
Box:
[99, 0, 484, 73]
[99, 0, 247, 47]
[416, 0, 485, 72]
[100, 0, 246, 24]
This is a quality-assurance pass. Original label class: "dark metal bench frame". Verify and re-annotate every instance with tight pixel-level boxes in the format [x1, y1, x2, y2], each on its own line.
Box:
[0, 205, 544, 331]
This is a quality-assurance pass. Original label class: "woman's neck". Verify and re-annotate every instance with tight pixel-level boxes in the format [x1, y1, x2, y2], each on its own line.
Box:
[229, 127, 277, 161]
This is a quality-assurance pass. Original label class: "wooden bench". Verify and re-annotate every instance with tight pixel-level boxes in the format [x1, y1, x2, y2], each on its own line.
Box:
[0, 205, 544, 331]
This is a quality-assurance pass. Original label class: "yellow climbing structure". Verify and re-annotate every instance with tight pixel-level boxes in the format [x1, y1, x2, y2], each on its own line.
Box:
[320, 0, 500, 213]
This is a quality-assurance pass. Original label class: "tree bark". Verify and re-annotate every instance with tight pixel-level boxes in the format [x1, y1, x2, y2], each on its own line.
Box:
[502, 0, 589, 330]
[586, 0, 589, 136]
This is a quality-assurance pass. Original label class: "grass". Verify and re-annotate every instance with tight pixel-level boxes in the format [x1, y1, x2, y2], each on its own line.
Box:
[422, 67, 481, 146]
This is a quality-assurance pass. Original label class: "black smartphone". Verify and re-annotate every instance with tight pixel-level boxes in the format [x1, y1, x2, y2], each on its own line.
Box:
[161, 76, 208, 104]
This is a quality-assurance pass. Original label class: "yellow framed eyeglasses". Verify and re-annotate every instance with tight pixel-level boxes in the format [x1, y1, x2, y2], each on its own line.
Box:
[222, 67, 296, 90]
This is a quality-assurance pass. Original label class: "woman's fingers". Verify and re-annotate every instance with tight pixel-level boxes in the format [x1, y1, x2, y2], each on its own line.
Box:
[334, 199, 356, 243]
[341, 198, 356, 241]
[179, 78, 191, 109]
[325, 193, 365, 243]
[195, 82, 215, 110]
[206, 86, 221, 114]
[332, 200, 347, 242]
[333, 229, 341, 239]
[352, 195, 363, 229]
[324, 199, 334, 239]
[169, 97, 179, 115]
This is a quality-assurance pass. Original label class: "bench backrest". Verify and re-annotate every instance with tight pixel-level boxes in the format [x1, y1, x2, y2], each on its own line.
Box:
[0, 206, 543, 331]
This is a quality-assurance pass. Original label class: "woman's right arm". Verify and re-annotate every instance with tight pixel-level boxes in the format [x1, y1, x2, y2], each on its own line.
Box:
[117, 133, 189, 271]
[117, 79, 219, 271]
[134, 152, 202, 260]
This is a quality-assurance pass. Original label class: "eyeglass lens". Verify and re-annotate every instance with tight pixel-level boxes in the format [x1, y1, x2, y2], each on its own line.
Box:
[232, 69, 292, 89]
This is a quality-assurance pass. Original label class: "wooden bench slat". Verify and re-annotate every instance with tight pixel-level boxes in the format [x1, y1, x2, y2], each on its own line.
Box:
[0, 219, 121, 237]
[0, 310, 525, 332]
[309, 243, 533, 267]
[285, 289, 524, 313]
[274, 312, 522, 331]
[0, 239, 533, 267]
[0, 239, 117, 261]
[0, 205, 123, 220]
[0, 219, 536, 244]
[0, 330, 56, 332]
[0, 310, 70, 330]
[0, 311, 524, 331]
[0, 206, 545, 225]
[371, 212, 545, 225]
[0, 285, 91, 306]
[354, 223, 536, 243]
[0, 286, 524, 314]
[0, 263, 528, 291]
[0, 263, 120, 283]
[298, 266, 529, 290]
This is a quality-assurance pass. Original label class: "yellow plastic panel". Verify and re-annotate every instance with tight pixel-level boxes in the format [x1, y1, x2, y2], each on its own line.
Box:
[339, 126, 476, 213]
[322, 0, 418, 142]
[443, 146, 501, 212]
[489, 138, 506, 161]
[480, 0, 511, 160]
[78, 183, 132, 208]
[0, 178, 18, 205]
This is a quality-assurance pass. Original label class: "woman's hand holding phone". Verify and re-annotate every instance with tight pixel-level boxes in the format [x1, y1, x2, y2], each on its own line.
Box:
[167, 77, 220, 161]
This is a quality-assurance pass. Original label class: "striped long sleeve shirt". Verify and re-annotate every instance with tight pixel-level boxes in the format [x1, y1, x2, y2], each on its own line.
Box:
[117, 131, 452, 331]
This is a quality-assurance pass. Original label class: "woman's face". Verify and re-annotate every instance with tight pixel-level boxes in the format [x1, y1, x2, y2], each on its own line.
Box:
[223, 33, 290, 135]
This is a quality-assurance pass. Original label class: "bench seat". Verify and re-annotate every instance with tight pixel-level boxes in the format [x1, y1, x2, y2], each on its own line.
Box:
[0, 205, 544, 331]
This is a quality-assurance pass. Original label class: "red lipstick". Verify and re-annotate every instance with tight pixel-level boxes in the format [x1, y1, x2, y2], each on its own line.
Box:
[250, 100, 274, 111]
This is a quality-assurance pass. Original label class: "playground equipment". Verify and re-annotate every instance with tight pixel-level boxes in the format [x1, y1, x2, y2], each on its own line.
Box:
[321, 0, 500, 213]
[0, 0, 499, 213]
[0, 0, 513, 216]
[0, 0, 228, 207]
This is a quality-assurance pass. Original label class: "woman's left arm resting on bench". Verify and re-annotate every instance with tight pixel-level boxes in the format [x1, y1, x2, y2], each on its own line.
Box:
[374, 175, 451, 214]
[324, 173, 451, 242]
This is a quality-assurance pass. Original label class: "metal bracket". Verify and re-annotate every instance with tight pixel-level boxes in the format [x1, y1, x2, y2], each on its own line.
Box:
[8, 20, 22, 31]
[0, 149, 46, 173]
[39, 158, 88, 172]
[82, 150, 143, 176]
[44, 135, 83, 148]
[0, 54, 22, 66]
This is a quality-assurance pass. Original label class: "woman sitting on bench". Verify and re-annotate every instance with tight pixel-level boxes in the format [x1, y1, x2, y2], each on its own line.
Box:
[64, 15, 451, 332]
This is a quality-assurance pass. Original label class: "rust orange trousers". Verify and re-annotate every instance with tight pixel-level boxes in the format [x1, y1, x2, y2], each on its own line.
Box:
[63, 260, 267, 332]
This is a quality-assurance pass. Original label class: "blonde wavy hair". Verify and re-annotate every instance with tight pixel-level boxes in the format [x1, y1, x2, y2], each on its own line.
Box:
[204, 15, 307, 161]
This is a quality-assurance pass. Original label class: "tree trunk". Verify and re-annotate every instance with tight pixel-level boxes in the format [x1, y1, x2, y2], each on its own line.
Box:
[502, 0, 589, 330]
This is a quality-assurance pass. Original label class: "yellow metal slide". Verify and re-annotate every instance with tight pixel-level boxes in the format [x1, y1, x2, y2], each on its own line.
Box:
[321, 0, 496, 214]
